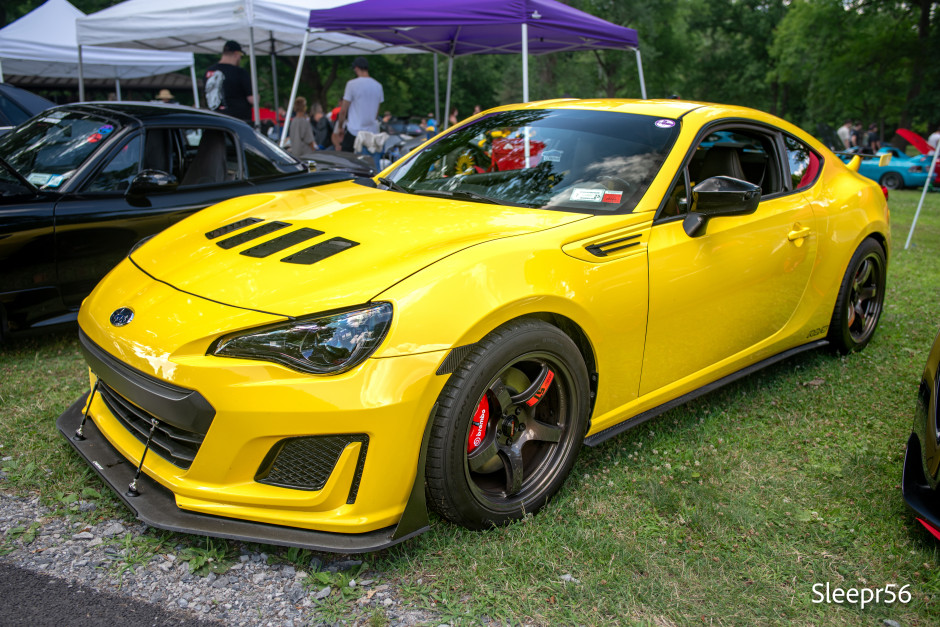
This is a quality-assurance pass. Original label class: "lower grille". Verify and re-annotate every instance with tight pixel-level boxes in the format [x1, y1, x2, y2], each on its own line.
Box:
[98, 382, 205, 469]
[256, 435, 369, 503]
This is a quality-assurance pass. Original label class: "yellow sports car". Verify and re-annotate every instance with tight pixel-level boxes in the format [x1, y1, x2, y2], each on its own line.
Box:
[58, 99, 889, 552]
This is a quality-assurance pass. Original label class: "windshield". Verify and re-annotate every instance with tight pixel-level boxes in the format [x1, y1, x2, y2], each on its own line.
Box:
[0, 110, 121, 190]
[385, 108, 679, 213]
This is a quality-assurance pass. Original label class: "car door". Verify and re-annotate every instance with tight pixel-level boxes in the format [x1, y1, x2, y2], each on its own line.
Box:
[639, 125, 818, 396]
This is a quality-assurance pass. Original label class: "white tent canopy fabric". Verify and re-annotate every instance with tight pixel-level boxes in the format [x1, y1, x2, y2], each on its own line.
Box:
[76, 0, 419, 126]
[0, 0, 195, 93]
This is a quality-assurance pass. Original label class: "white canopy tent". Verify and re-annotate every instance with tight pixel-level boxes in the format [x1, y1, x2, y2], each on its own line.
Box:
[75, 0, 420, 126]
[0, 0, 196, 102]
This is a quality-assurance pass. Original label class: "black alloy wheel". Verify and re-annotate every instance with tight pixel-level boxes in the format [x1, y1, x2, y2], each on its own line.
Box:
[880, 171, 904, 190]
[426, 319, 589, 529]
[828, 238, 886, 353]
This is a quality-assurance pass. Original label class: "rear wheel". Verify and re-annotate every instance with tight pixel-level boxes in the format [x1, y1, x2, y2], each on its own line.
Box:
[828, 238, 886, 354]
[426, 319, 589, 529]
[880, 171, 903, 190]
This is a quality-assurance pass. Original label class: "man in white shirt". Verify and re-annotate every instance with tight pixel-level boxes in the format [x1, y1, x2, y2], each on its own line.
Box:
[928, 126, 940, 152]
[836, 119, 852, 150]
[333, 57, 384, 153]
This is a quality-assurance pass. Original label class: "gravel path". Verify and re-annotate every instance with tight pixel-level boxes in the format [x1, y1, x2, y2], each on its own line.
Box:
[0, 491, 444, 626]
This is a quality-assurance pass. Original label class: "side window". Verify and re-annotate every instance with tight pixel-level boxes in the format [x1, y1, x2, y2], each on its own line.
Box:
[85, 135, 142, 193]
[142, 128, 182, 179]
[244, 132, 303, 179]
[179, 128, 240, 186]
[784, 135, 822, 191]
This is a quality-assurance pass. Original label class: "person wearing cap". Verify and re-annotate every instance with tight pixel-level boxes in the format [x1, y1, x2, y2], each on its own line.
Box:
[333, 56, 384, 153]
[205, 40, 253, 123]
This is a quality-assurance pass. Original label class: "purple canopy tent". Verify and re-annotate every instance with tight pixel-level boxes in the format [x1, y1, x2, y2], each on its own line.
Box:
[281, 0, 644, 145]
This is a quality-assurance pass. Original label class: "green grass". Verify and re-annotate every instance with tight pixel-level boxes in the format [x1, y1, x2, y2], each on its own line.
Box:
[3, 190, 940, 624]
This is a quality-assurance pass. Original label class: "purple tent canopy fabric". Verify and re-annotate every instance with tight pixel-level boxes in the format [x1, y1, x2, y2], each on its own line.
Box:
[306, 0, 639, 56]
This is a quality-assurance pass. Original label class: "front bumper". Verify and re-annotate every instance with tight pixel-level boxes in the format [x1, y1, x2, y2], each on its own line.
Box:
[902, 433, 940, 536]
[58, 393, 431, 553]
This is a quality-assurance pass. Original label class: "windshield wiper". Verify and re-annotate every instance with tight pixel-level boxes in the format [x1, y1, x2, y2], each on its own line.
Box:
[377, 176, 412, 194]
[412, 188, 520, 206]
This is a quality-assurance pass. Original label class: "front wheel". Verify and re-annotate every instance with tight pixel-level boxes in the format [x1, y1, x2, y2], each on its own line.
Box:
[426, 319, 590, 529]
[880, 171, 904, 190]
[828, 238, 886, 354]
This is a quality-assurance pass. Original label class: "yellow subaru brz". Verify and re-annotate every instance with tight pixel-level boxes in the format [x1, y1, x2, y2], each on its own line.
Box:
[58, 99, 889, 552]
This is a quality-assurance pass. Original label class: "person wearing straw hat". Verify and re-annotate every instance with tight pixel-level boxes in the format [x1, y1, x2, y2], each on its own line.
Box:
[153, 89, 176, 104]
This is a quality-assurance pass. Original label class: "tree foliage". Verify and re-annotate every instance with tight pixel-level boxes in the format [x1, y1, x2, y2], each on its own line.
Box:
[4, 0, 939, 135]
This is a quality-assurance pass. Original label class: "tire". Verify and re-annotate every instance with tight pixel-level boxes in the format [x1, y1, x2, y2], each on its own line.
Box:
[426, 319, 590, 529]
[880, 171, 903, 190]
[828, 238, 886, 354]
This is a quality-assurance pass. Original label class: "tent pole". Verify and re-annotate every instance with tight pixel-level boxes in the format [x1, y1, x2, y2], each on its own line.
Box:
[190, 64, 199, 107]
[0, 60, 4, 84]
[280, 28, 310, 148]
[443, 56, 454, 130]
[521, 23, 529, 103]
[270, 32, 279, 126]
[635, 48, 647, 100]
[78, 44, 85, 102]
[248, 26, 261, 127]
[433, 54, 440, 123]
[115, 78, 121, 101]
[905, 148, 940, 249]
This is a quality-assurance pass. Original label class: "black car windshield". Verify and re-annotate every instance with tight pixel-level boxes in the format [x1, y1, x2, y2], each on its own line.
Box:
[385, 108, 679, 213]
[0, 110, 120, 190]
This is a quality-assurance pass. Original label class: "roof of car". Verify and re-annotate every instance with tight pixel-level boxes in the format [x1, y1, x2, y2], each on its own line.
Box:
[48, 102, 252, 129]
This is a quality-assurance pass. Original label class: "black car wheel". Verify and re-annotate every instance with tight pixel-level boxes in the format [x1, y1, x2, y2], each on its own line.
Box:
[880, 171, 904, 190]
[828, 238, 886, 353]
[426, 319, 589, 529]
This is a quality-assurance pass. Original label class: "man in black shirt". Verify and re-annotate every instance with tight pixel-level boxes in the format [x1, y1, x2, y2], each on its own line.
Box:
[205, 40, 253, 123]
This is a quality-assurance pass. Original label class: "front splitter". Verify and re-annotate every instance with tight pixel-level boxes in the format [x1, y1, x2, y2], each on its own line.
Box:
[57, 394, 428, 554]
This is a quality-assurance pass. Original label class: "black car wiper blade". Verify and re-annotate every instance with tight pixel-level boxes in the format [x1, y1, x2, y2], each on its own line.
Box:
[412, 188, 520, 206]
[0, 154, 37, 193]
[377, 176, 412, 194]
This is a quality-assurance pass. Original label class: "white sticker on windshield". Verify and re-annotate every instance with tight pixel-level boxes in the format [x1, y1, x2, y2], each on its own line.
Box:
[542, 149, 563, 163]
[655, 119, 676, 128]
[571, 188, 604, 202]
[46, 110, 68, 119]
[40, 117, 63, 125]
[27, 173, 52, 186]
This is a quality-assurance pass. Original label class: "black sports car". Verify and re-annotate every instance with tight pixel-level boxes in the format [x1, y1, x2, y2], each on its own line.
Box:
[903, 328, 940, 540]
[0, 102, 353, 339]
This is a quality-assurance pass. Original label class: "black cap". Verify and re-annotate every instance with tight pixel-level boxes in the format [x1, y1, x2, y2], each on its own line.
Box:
[223, 40, 243, 53]
[352, 56, 369, 70]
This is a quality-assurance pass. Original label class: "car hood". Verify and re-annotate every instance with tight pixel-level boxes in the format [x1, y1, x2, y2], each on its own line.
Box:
[131, 181, 586, 318]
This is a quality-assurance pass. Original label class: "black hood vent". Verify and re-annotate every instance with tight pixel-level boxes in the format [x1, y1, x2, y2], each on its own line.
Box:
[205, 217, 263, 240]
[217, 221, 290, 249]
[241, 228, 324, 258]
[282, 237, 359, 265]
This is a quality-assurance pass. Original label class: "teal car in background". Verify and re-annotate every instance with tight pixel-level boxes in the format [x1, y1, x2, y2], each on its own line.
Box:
[840, 146, 939, 190]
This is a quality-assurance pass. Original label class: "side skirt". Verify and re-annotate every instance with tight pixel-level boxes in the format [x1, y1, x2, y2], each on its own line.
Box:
[584, 340, 828, 447]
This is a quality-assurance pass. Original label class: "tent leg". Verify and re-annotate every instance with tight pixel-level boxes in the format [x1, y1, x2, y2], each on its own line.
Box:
[521, 23, 529, 103]
[905, 148, 940, 249]
[115, 78, 121, 101]
[0, 60, 4, 84]
[248, 27, 261, 127]
[270, 32, 279, 127]
[443, 56, 454, 130]
[635, 49, 647, 100]
[433, 54, 439, 123]
[281, 29, 310, 148]
[190, 64, 199, 107]
[78, 44, 85, 102]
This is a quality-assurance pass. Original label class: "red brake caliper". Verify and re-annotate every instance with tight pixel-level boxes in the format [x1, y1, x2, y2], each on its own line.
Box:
[467, 395, 491, 453]
[525, 370, 554, 407]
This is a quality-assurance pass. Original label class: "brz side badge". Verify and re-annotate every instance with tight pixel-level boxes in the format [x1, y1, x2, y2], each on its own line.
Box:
[110, 307, 135, 327]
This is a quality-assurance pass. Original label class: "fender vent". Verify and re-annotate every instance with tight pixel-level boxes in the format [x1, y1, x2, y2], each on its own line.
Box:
[585, 233, 641, 257]
[205, 218, 263, 240]
[281, 237, 359, 265]
[217, 221, 290, 249]
[240, 228, 324, 258]
[436, 344, 476, 375]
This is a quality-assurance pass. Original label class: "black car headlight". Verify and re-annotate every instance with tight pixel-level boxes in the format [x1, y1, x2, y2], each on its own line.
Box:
[211, 303, 393, 374]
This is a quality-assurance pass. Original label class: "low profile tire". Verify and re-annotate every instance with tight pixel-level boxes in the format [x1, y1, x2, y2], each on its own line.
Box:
[426, 319, 590, 529]
[880, 171, 903, 190]
[828, 238, 886, 354]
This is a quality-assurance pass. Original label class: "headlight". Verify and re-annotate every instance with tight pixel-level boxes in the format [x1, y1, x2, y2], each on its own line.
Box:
[210, 303, 393, 374]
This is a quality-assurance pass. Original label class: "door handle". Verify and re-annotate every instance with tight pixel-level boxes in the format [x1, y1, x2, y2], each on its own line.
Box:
[788, 224, 812, 245]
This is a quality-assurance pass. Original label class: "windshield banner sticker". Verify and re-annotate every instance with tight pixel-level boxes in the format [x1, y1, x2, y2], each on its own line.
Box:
[571, 188, 605, 202]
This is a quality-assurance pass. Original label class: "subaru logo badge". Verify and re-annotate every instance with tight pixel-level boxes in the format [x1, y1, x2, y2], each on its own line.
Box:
[110, 307, 135, 327]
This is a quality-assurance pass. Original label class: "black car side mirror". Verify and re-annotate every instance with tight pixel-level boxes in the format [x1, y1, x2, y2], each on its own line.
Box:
[126, 169, 179, 196]
[682, 176, 762, 238]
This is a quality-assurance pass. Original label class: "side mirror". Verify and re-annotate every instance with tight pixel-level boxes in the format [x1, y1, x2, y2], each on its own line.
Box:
[682, 176, 761, 237]
[126, 169, 178, 196]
